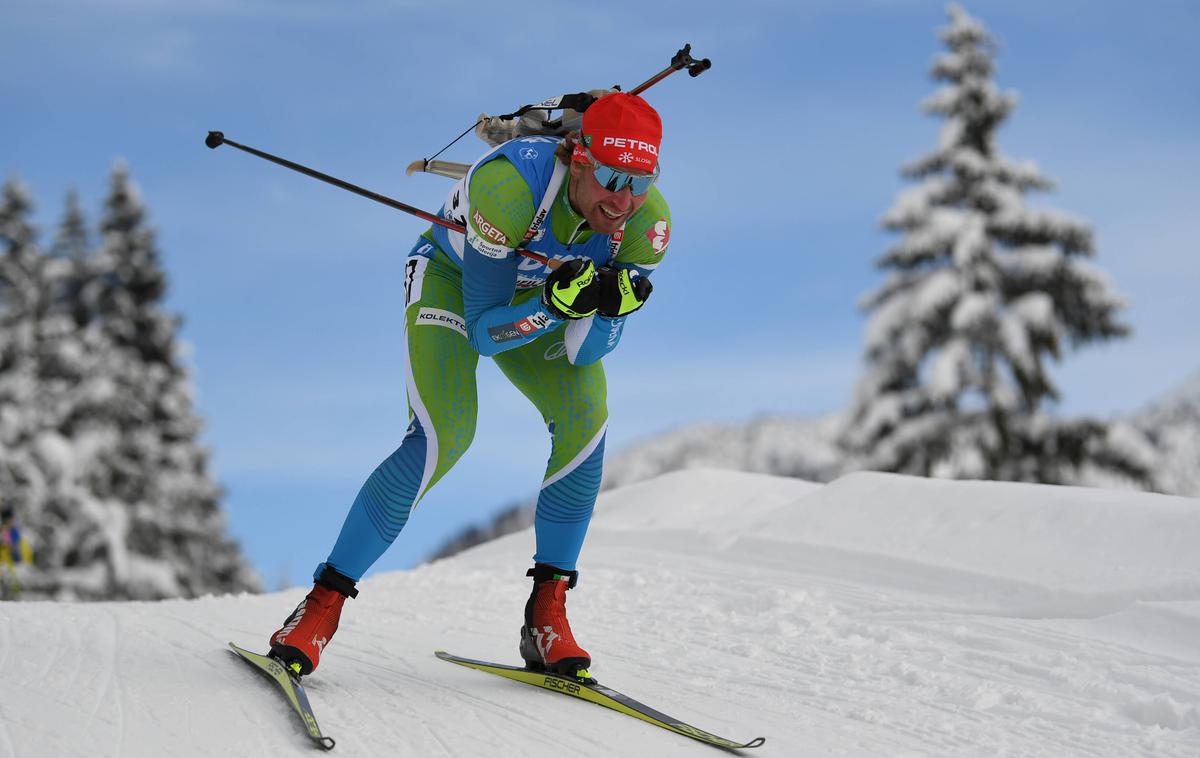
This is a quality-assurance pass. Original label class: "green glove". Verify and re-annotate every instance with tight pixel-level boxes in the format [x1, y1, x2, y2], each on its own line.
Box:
[595, 266, 653, 317]
[541, 258, 600, 319]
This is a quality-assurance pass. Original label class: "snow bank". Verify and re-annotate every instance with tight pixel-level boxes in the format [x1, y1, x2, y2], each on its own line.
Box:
[1, 469, 1198, 757]
[766, 471, 1200, 597]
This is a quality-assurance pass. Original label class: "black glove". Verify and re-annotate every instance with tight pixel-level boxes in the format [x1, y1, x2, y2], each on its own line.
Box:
[595, 266, 653, 317]
[541, 258, 600, 319]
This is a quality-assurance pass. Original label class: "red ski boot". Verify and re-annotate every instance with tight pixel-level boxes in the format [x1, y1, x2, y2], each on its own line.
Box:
[519, 564, 591, 678]
[269, 565, 358, 676]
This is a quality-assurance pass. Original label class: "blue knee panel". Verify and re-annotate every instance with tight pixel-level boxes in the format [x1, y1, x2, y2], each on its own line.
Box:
[322, 419, 428, 581]
[533, 434, 606, 571]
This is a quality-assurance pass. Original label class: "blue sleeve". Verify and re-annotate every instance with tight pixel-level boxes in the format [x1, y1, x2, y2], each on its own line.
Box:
[561, 314, 627, 365]
[462, 245, 564, 356]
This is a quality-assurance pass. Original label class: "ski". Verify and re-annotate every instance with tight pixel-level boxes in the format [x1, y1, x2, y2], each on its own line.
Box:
[228, 642, 336, 751]
[435, 650, 765, 751]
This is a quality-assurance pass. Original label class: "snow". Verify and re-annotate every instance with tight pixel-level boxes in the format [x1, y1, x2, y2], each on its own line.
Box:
[951, 214, 987, 266]
[996, 313, 1031, 374]
[949, 291, 993, 332]
[31, 432, 77, 481]
[2, 469, 1198, 757]
[1009, 291, 1055, 332]
[928, 337, 969, 399]
[912, 267, 962, 321]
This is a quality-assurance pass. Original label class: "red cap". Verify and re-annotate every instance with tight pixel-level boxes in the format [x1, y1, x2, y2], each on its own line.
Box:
[573, 93, 662, 172]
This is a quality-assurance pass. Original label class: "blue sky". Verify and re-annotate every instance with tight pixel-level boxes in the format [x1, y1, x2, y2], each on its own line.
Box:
[4, 0, 1198, 588]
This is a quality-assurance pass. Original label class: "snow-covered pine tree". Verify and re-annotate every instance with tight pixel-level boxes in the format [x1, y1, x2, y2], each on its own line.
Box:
[0, 182, 98, 600]
[50, 188, 92, 328]
[2, 185, 122, 599]
[0, 169, 259, 600]
[48, 162, 261, 599]
[51, 189, 89, 262]
[0, 180, 51, 563]
[843, 5, 1156, 485]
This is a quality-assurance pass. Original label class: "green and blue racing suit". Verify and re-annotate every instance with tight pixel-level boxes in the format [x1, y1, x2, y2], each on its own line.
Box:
[319, 136, 671, 579]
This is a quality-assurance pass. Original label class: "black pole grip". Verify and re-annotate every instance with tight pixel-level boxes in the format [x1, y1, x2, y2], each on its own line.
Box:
[628, 43, 712, 96]
[670, 44, 696, 70]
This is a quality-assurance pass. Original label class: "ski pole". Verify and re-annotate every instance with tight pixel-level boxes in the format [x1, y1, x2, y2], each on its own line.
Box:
[502, 44, 711, 120]
[627, 43, 712, 97]
[411, 43, 713, 175]
[204, 131, 553, 266]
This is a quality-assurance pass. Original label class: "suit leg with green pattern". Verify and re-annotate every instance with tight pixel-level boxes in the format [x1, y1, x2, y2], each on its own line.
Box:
[493, 329, 608, 572]
[321, 254, 479, 581]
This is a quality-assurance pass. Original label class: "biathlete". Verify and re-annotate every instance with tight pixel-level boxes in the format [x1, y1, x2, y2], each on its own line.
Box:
[268, 93, 671, 680]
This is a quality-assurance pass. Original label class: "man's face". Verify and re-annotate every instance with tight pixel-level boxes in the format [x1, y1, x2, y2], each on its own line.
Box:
[568, 161, 652, 236]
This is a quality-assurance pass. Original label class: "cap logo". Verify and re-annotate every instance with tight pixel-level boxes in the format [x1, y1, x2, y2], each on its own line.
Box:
[601, 136, 659, 156]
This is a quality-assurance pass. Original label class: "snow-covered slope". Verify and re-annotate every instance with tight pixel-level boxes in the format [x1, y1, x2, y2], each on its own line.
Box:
[2, 470, 1199, 757]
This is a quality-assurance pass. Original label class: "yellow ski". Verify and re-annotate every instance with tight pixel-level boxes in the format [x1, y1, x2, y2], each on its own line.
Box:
[228, 642, 335, 750]
[435, 650, 765, 751]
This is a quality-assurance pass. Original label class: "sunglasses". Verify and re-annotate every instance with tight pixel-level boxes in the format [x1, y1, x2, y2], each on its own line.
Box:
[580, 148, 660, 196]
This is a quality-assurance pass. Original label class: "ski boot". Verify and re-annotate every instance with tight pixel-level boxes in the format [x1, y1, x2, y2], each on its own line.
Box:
[269, 564, 358, 676]
[519, 564, 593, 680]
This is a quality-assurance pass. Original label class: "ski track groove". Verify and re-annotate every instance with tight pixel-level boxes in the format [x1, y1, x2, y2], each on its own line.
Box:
[0, 703, 13, 756]
[318, 650, 546, 754]
[394, 671, 554, 754]
[421, 721, 454, 758]
[37, 616, 66, 682]
[86, 609, 126, 757]
[0, 615, 12, 758]
[0, 613, 10, 674]
[86, 611, 114, 722]
[109, 610, 127, 758]
[61, 611, 86, 702]
[317, 678, 382, 758]
[338, 673, 404, 758]
[164, 616, 198, 750]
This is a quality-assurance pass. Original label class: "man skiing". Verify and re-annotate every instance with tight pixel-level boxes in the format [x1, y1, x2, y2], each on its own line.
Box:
[269, 93, 671, 680]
